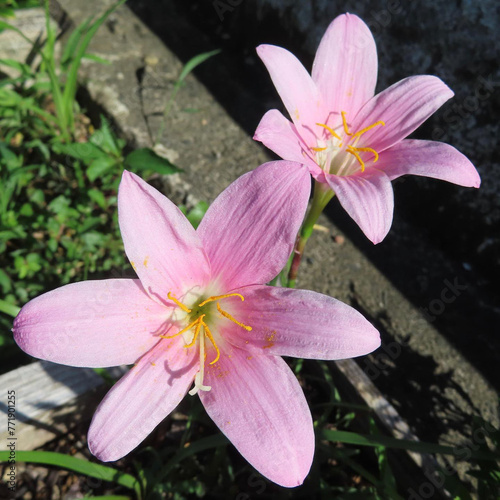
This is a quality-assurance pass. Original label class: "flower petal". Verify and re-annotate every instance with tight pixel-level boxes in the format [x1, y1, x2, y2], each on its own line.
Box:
[197, 161, 310, 290]
[312, 13, 378, 117]
[379, 139, 481, 187]
[351, 75, 454, 153]
[200, 346, 314, 487]
[223, 285, 380, 358]
[253, 109, 323, 178]
[256, 44, 322, 143]
[88, 337, 198, 461]
[13, 279, 166, 367]
[326, 170, 394, 244]
[118, 170, 210, 303]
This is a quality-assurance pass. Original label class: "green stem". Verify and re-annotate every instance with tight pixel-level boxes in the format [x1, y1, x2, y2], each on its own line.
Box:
[287, 181, 334, 288]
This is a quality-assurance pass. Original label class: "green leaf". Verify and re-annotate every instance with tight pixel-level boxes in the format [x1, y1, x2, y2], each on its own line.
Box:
[88, 188, 107, 209]
[154, 434, 228, 484]
[52, 142, 108, 163]
[83, 52, 111, 65]
[87, 156, 118, 182]
[90, 115, 121, 156]
[319, 429, 500, 461]
[185, 201, 209, 229]
[0, 298, 19, 317]
[0, 269, 12, 294]
[62, 0, 127, 132]
[0, 450, 141, 497]
[60, 15, 93, 69]
[0, 58, 33, 75]
[177, 49, 221, 85]
[124, 148, 182, 175]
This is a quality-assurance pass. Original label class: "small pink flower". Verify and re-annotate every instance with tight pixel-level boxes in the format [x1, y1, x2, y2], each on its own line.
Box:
[13, 163, 380, 487]
[254, 13, 481, 244]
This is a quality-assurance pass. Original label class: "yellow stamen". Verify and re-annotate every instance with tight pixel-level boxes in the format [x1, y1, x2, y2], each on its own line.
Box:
[316, 122, 341, 140]
[346, 146, 366, 172]
[351, 120, 385, 139]
[160, 316, 201, 339]
[311, 146, 327, 152]
[201, 320, 220, 364]
[341, 111, 352, 136]
[198, 293, 245, 307]
[352, 147, 380, 163]
[217, 302, 252, 331]
[167, 291, 191, 313]
[183, 315, 204, 348]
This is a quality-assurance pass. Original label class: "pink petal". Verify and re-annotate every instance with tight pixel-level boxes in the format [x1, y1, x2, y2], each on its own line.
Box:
[118, 170, 210, 303]
[312, 13, 378, 117]
[253, 109, 323, 178]
[197, 161, 310, 290]
[326, 170, 394, 244]
[88, 337, 198, 461]
[200, 346, 314, 487]
[13, 279, 166, 367]
[223, 285, 380, 358]
[256, 44, 322, 143]
[351, 75, 454, 153]
[380, 139, 481, 187]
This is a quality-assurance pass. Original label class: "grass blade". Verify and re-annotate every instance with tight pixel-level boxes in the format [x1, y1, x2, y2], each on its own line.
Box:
[62, 0, 126, 132]
[319, 429, 500, 462]
[0, 450, 141, 498]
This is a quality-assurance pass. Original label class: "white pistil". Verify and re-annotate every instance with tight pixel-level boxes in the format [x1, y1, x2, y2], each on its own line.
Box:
[189, 331, 211, 396]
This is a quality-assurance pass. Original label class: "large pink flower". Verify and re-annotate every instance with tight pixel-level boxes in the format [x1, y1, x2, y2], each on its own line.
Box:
[254, 13, 481, 244]
[13, 163, 380, 487]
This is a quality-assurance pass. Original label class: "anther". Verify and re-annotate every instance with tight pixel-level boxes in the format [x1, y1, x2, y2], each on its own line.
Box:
[167, 292, 191, 313]
[183, 315, 204, 348]
[160, 316, 202, 339]
[341, 111, 352, 136]
[217, 302, 252, 331]
[202, 321, 220, 365]
[199, 293, 245, 307]
[316, 122, 341, 140]
[351, 120, 385, 139]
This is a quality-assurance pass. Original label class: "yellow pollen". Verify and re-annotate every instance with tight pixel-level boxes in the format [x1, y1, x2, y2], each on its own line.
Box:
[198, 293, 245, 307]
[316, 122, 341, 140]
[159, 316, 201, 339]
[183, 315, 204, 348]
[311, 146, 327, 152]
[351, 120, 385, 139]
[202, 321, 220, 365]
[353, 147, 379, 163]
[217, 302, 252, 331]
[167, 292, 191, 313]
[346, 146, 367, 172]
[341, 111, 352, 136]
[165, 290, 253, 395]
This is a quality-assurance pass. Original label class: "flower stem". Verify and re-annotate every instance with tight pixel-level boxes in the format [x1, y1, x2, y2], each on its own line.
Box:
[287, 181, 334, 288]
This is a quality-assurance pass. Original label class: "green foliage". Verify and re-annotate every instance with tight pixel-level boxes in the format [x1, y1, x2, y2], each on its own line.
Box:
[0, 450, 141, 498]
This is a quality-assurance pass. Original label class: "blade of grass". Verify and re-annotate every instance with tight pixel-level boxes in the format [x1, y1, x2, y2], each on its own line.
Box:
[319, 429, 500, 461]
[86, 497, 132, 500]
[0, 450, 141, 498]
[62, 0, 126, 133]
[154, 434, 228, 484]
[60, 15, 93, 69]
[0, 19, 68, 139]
[155, 49, 221, 144]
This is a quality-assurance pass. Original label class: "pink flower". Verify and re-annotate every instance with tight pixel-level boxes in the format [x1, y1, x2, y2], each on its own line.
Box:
[254, 13, 481, 244]
[13, 163, 380, 487]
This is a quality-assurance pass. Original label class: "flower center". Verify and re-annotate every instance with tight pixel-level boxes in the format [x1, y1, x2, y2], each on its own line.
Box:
[161, 291, 252, 396]
[309, 111, 385, 176]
